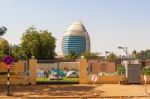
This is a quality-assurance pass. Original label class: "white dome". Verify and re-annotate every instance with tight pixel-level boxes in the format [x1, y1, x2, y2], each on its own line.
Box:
[64, 21, 86, 36]
[66, 21, 86, 31]
[71, 21, 83, 25]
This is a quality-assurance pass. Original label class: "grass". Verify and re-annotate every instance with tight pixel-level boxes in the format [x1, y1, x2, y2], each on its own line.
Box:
[36, 77, 79, 83]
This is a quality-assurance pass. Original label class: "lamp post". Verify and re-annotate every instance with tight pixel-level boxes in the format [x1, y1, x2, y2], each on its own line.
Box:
[118, 46, 128, 57]
[105, 51, 110, 59]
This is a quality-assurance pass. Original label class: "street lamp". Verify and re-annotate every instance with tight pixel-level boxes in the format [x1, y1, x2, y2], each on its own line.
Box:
[105, 51, 110, 59]
[118, 46, 128, 57]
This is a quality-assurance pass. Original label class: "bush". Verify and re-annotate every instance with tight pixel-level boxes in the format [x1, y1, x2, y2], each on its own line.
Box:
[117, 64, 125, 75]
[142, 66, 150, 75]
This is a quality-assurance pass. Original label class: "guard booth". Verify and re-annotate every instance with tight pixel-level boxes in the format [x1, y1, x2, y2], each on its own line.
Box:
[125, 63, 142, 84]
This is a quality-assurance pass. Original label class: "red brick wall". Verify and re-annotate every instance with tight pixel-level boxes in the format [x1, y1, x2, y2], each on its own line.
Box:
[88, 60, 116, 73]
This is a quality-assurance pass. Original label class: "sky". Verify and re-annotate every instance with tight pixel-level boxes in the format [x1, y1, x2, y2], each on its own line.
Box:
[0, 0, 150, 56]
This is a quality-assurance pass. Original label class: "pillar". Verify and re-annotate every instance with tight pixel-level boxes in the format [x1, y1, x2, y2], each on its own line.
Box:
[79, 59, 88, 84]
[29, 59, 37, 84]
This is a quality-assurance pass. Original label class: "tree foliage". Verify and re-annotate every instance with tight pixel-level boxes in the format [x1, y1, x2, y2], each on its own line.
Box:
[0, 38, 9, 58]
[107, 53, 117, 62]
[81, 52, 100, 59]
[142, 66, 150, 75]
[132, 50, 150, 60]
[117, 64, 125, 75]
[0, 26, 7, 36]
[65, 51, 79, 59]
[10, 45, 27, 59]
[21, 26, 56, 60]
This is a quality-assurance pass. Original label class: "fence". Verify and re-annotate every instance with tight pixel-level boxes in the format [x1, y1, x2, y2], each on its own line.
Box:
[36, 60, 79, 84]
[79, 59, 150, 84]
[0, 58, 149, 85]
[0, 59, 37, 85]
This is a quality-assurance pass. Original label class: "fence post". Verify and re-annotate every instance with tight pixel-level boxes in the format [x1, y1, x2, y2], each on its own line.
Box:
[79, 59, 88, 84]
[29, 59, 37, 84]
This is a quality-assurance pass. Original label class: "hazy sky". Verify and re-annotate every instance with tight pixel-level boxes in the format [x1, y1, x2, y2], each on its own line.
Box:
[0, 0, 150, 56]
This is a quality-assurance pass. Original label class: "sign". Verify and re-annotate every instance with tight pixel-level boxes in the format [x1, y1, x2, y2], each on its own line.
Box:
[91, 74, 98, 82]
[3, 56, 13, 96]
[3, 56, 13, 68]
[6, 65, 11, 69]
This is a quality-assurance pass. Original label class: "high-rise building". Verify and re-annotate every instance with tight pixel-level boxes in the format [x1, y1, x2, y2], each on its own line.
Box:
[62, 21, 90, 55]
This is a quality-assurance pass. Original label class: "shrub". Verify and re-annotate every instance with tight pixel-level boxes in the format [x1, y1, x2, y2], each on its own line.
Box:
[117, 64, 125, 75]
[142, 66, 150, 75]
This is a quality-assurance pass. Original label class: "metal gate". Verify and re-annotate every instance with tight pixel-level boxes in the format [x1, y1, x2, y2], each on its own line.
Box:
[36, 60, 79, 84]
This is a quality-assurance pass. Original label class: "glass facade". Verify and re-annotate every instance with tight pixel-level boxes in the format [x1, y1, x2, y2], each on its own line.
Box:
[62, 36, 86, 55]
[62, 21, 90, 56]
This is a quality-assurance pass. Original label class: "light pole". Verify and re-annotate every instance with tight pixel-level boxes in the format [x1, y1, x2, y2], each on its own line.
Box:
[105, 51, 110, 59]
[118, 46, 128, 57]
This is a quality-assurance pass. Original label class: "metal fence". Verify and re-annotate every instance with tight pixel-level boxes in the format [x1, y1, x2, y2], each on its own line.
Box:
[36, 60, 79, 84]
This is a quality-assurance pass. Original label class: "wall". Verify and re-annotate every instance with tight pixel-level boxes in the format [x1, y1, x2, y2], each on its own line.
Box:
[1, 58, 149, 85]
[87, 75, 150, 84]
[88, 75, 122, 84]
[0, 60, 25, 73]
[0, 75, 29, 84]
[141, 75, 150, 84]
[79, 59, 150, 84]
[0, 59, 37, 85]
[88, 60, 116, 73]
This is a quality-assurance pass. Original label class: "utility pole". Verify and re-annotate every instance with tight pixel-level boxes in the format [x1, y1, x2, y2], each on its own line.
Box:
[118, 46, 128, 57]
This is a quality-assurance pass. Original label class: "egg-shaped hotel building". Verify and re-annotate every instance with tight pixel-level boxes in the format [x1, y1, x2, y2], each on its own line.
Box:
[62, 21, 90, 55]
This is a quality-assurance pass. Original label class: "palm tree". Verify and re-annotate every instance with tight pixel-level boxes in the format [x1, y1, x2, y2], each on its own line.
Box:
[65, 51, 79, 59]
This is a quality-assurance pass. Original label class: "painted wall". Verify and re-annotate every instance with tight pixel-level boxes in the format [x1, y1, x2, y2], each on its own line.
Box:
[0, 59, 37, 85]
[79, 59, 150, 84]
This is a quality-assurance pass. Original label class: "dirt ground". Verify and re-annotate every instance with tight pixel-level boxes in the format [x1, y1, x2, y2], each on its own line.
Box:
[0, 84, 150, 99]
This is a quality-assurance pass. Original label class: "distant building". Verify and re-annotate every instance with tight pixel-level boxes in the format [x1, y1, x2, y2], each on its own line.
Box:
[62, 21, 90, 55]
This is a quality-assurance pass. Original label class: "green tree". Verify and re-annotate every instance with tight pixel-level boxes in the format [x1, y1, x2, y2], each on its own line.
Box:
[135, 50, 150, 60]
[0, 26, 7, 36]
[81, 52, 100, 59]
[10, 45, 27, 59]
[117, 64, 125, 75]
[21, 26, 56, 60]
[107, 53, 117, 62]
[0, 38, 9, 58]
[142, 66, 150, 75]
[132, 50, 138, 59]
[65, 51, 79, 59]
